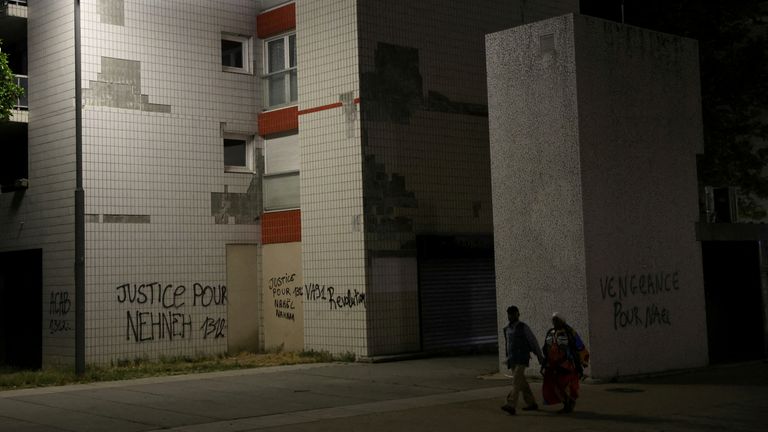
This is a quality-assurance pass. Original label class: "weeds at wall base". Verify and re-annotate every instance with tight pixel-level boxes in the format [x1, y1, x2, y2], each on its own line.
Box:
[0, 350, 351, 391]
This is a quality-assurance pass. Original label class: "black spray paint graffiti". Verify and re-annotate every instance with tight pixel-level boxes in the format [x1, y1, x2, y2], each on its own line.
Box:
[599, 271, 679, 301]
[599, 271, 678, 330]
[116, 283, 186, 308]
[125, 310, 192, 342]
[49, 291, 72, 334]
[200, 316, 227, 339]
[612, 302, 672, 330]
[304, 283, 366, 310]
[116, 283, 227, 342]
[269, 273, 302, 321]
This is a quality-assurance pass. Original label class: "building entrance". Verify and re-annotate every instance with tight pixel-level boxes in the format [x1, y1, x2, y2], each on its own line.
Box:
[0, 249, 42, 369]
[702, 241, 766, 363]
[418, 235, 497, 352]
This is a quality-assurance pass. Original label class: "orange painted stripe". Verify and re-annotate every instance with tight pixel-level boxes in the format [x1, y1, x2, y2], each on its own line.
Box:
[258, 106, 298, 136]
[257, 3, 296, 39]
[298, 102, 343, 115]
[258, 99, 360, 136]
[262, 210, 301, 244]
[297, 98, 360, 116]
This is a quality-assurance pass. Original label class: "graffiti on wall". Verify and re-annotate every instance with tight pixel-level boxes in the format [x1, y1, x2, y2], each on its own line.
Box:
[269, 273, 302, 321]
[49, 291, 72, 334]
[304, 283, 366, 310]
[599, 271, 679, 330]
[116, 282, 227, 342]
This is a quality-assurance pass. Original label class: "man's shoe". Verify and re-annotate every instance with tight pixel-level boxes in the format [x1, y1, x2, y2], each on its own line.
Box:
[564, 399, 575, 413]
[522, 403, 538, 411]
[558, 399, 575, 414]
[500, 405, 516, 415]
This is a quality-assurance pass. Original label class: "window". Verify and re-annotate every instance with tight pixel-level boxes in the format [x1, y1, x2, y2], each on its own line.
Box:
[221, 33, 251, 73]
[263, 33, 297, 108]
[263, 132, 299, 210]
[264, 132, 298, 174]
[264, 173, 300, 211]
[223, 134, 254, 173]
[0, 122, 28, 193]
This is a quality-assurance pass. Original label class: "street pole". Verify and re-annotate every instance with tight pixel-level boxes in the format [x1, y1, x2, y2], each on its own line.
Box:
[74, 0, 85, 376]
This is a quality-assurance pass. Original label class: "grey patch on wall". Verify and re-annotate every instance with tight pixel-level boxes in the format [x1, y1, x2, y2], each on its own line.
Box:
[340, 92, 356, 122]
[363, 153, 418, 237]
[211, 175, 263, 225]
[85, 214, 100, 223]
[369, 248, 418, 258]
[424, 91, 488, 117]
[361, 43, 423, 124]
[99, 0, 125, 26]
[84, 57, 171, 113]
[360, 42, 488, 123]
[340, 91, 357, 138]
[103, 214, 151, 224]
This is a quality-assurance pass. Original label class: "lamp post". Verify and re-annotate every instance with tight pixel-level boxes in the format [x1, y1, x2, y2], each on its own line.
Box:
[74, 0, 85, 376]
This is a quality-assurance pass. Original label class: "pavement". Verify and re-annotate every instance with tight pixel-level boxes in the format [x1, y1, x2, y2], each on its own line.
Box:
[1, 354, 767, 432]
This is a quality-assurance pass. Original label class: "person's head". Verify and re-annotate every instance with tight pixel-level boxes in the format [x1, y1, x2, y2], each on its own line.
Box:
[507, 305, 520, 323]
[552, 312, 566, 329]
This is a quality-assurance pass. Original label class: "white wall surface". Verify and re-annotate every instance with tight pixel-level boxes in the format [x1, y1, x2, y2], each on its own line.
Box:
[297, 0, 368, 357]
[0, 0, 78, 366]
[356, 0, 580, 356]
[79, 0, 261, 364]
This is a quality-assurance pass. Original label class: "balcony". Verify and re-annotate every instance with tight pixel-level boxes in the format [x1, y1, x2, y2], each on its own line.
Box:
[0, 1, 27, 117]
[13, 74, 27, 109]
[0, 120, 28, 193]
[262, 68, 297, 109]
[8, 74, 27, 123]
[1, 0, 28, 18]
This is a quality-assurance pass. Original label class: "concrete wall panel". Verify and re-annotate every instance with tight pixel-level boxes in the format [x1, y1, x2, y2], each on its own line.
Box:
[488, 14, 707, 378]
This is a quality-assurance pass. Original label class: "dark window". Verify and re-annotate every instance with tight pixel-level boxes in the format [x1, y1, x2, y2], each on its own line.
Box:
[0, 122, 28, 193]
[224, 138, 247, 167]
[222, 39, 244, 68]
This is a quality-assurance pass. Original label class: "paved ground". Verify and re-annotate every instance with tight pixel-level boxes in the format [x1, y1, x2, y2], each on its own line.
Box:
[1, 354, 767, 432]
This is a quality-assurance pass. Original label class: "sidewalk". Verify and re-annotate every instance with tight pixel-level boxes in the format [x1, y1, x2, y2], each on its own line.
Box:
[1, 355, 766, 432]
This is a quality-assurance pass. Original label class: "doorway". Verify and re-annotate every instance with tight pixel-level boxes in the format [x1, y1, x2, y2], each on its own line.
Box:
[418, 235, 497, 352]
[701, 241, 765, 363]
[226, 244, 260, 353]
[0, 249, 43, 369]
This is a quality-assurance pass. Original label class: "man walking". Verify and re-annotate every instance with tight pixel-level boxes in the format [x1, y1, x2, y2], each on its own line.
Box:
[501, 305, 544, 415]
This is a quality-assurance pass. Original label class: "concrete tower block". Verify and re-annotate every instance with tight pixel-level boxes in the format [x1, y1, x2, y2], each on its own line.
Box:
[487, 14, 707, 379]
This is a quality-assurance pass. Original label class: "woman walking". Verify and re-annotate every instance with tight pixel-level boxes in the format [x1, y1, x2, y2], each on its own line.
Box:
[541, 313, 589, 413]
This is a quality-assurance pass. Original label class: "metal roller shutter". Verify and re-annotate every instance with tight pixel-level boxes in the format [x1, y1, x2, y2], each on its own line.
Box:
[418, 236, 497, 351]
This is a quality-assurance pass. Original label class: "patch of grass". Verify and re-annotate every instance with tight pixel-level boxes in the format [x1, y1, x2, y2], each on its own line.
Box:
[0, 351, 352, 392]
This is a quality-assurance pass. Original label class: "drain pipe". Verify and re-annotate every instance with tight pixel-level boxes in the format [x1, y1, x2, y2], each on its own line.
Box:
[74, 0, 85, 376]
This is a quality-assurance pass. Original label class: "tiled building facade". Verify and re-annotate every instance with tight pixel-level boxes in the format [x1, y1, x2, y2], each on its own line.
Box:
[0, 0, 579, 368]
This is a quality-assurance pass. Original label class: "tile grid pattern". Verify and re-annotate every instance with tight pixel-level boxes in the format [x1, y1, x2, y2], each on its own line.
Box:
[297, 0, 368, 356]
[356, 0, 580, 356]
[80, 0, 260, 364]
[2, 0, 79, 366]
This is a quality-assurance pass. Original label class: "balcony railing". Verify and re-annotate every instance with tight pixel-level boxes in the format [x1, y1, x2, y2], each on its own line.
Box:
[14, 74, 28, 110]
[262, 68, 297, 109]
[2, 0, 28, 6]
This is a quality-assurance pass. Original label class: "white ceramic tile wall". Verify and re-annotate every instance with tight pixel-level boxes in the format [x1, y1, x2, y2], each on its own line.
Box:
[79, 0, 260, 364]
[296, 0, 368, 357]
[0, 0, 78, 366]
[0, 0, 582, 366]
[356, 0, 579, 355]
